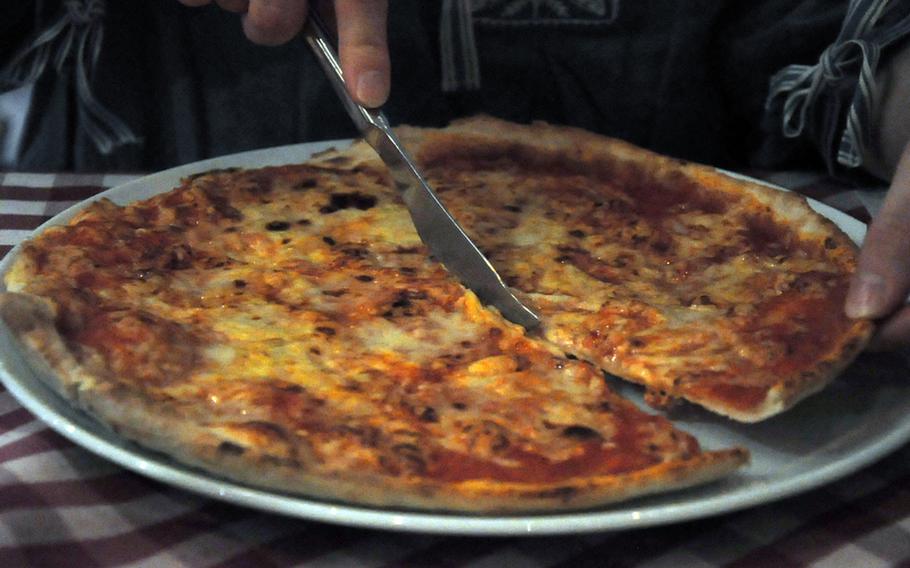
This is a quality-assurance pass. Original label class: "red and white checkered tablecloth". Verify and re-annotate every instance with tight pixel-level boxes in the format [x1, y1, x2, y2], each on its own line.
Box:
[1, 170, 909, 567]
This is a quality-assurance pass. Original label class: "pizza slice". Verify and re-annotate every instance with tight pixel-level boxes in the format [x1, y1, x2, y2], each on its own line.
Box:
[397, 116, 873, 422]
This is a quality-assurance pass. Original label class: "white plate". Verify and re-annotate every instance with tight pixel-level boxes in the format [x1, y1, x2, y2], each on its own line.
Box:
[2, 142, 909, 536]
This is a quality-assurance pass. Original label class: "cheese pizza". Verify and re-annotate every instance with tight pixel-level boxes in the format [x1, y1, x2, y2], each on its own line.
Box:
[0, 117, 871, 512]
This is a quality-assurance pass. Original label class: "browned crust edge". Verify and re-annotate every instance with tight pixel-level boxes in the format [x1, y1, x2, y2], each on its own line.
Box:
[0, 291, 748, 513]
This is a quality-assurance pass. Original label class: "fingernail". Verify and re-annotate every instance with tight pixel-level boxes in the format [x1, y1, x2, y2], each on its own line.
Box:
[355, 70, 388, 108]
[845, 273, 887, 318]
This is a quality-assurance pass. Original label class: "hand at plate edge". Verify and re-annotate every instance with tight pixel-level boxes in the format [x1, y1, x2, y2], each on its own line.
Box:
[845, 39, 910, 349]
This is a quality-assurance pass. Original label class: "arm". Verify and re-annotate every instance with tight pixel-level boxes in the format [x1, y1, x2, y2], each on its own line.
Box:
[176, 0, 390, 108]
[845, 40, 910, 348]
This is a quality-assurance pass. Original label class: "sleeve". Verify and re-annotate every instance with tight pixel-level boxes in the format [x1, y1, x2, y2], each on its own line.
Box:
[761, 0, 910, 178]
[1, 0, 138, 158]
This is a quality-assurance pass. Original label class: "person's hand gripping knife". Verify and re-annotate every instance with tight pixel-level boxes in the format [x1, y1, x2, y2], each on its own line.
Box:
[177, 0, 391, 108]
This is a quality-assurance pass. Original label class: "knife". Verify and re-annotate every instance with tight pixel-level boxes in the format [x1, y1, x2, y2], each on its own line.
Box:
[302, 11, 540, 329]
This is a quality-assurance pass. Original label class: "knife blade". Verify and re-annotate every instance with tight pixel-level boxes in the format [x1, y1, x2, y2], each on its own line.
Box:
[302, 12, 539, 329]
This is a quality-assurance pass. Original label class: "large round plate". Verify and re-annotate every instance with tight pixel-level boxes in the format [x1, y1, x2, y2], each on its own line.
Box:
[1, 142, 909, 536]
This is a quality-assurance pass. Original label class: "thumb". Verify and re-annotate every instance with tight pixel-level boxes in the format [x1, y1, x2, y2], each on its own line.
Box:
[334, 0, 390, 108]
[846, 140, 910, 319]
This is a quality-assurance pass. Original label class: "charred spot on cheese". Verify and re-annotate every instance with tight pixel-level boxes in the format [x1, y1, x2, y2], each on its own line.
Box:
[650, 240, 671, 254]
[265, 221, 291, 231]
[355, 274, 374, 282]
[217, 441, 246, 455]
[419, 407, 439, 422]
[392, 295, 412, 308]
[339, 246, 369, 259]
[561, 425, 602, 440]
[382, 289, 430, 318]
[322, 236, 336, 246]
[568, 229, 586, 238]
[321, 289, 347, 297]
[315, 326, 336, 336]
[293, 178, 318, 190]
[319, 192, 378, 214]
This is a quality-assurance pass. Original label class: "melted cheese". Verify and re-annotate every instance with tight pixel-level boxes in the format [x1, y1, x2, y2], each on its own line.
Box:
[7, 159, 734, 491]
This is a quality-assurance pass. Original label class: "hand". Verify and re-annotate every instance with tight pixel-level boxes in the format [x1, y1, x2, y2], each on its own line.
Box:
[845, 139, 910, 349]
[176, 0, 390, 107]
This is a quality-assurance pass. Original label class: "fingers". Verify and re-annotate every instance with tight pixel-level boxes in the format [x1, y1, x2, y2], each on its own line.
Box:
[334, 0, 390, 107]
[242, 0, 309, 46]
[846, 141, 910, 327]
[178, 0, 306, 45]
[176, 0, 392, 105]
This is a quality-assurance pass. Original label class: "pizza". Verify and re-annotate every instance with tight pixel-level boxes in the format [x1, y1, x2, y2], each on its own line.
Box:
[395, 118, 873, 422]
[0, 116, 870, 513]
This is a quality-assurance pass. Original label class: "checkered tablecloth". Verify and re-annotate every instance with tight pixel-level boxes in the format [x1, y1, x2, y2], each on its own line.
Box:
[1, 170, 909, 567]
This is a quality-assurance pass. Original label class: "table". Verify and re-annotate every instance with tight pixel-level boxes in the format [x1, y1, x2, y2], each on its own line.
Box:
[1, 171, 908, 567]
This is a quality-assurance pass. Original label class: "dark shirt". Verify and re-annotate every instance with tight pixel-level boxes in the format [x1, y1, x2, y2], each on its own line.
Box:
[2, 1, 851, 173]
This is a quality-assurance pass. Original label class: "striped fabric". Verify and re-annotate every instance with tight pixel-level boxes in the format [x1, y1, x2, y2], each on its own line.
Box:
[1, 171, 909, 566]
[440, 0, 481, 92]
[470, 0, 621, 26]
[766, 0, 910, 173]
[0, 0, 139, 156]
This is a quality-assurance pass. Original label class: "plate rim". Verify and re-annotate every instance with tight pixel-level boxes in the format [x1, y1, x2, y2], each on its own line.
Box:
[1, 143, 907, 536]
